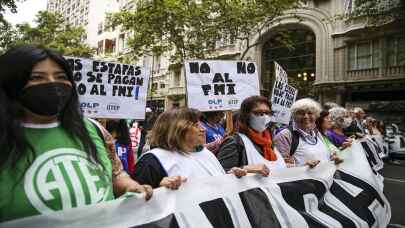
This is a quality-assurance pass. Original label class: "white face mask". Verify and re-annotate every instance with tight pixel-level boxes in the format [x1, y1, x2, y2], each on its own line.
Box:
[343, 117, 352, 128]
[249, 114, 272, 133]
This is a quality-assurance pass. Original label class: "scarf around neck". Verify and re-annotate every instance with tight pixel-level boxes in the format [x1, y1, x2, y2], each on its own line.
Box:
[241, 123, 277, 161]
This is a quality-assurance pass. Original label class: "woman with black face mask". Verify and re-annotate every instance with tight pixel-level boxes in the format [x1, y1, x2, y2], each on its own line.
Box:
[217, 96, 286, 176]
[0, 45, 152, 223]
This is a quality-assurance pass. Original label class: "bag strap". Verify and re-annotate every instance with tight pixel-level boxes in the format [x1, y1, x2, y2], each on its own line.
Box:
[288, 126, 300, 156]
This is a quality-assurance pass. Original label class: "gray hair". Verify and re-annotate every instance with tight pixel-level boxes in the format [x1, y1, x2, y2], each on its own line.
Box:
[291, 98, 322, 118]
[323, 102, 339, 111]
[353, 107, 364, 114]
[329, 107, 347, 127]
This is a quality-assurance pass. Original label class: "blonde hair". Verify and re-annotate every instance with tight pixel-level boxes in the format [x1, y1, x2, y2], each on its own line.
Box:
[149, 108, 201, 153]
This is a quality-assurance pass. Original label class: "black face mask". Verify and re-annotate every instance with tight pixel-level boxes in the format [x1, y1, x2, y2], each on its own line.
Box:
[19, 83, 73, 116]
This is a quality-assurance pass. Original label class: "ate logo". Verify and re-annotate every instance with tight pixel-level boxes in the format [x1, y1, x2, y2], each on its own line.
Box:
[24, 148, 112, 213]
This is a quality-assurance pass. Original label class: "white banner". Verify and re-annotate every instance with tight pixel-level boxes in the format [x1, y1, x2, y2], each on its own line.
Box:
[65, 57, 150, 119]
[270, 73, 298, 124]
[185, 60, 260, 111]
[1, 141, 391, 228]
[274, 61, 288, 83]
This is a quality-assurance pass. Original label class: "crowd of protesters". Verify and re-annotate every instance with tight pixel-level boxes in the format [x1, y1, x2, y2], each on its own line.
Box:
[0, 45, 388, 222]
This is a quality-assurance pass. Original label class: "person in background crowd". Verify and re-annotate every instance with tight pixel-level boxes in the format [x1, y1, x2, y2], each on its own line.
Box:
[217, 96, 285, 175]
[106, 119, 135, 175]
[0, 45, 152, 222]
[327, 107, 354, 149]
[200, 111, 226, 153]
[316, 110, 343, 159]
[322, 102, 339, 111]
[364, 117, 382, 136]
[137, 107, 156, 157]
[132, 108, 246, 189]
[316, 110, 331, 135]
[273, 98, 341, 167]
[344, 107, 366, 138]
[377, 120, 386, 136]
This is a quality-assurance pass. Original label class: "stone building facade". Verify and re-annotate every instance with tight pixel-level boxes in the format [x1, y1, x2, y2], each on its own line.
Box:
[162, 0, 405, 128]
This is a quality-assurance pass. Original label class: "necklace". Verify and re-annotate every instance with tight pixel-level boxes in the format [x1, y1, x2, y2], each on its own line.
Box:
[296, 128, 318, 145]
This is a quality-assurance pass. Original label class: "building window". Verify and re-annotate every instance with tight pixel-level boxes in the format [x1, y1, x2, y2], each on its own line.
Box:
[160, 83, 165, 89]
[118, 33, 125, 52]
[348, 40, 380, 70]
[152, 82, 158, 91]
[97, 22, 103, 35]
[97, 40, 104, 55]
[104, 39, 115, 54]
[388, 37, 405, 66]
[173, 70, 180, 86]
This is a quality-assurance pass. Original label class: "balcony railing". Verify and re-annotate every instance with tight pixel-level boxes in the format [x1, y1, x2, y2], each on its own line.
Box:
[346, 68, 379, 80]
[346, 65, 405, 81]
[168, 86, 186, 96]
[385, 65, 405, 77]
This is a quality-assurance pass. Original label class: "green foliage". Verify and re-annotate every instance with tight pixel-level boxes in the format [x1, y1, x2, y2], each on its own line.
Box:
[1, 11, 93, 57]
[110, 0, 300, 63]
[345, 0, 405, 25]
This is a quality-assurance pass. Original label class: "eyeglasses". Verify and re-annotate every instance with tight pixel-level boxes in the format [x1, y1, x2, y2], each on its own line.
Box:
[251, 110, 273, 116]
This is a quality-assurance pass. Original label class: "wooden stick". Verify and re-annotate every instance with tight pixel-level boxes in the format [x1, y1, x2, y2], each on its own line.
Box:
[225, 111, 233, 135]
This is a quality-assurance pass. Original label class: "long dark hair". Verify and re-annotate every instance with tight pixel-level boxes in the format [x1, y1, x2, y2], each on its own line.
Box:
[316, 110, 330, 135]
[106, 119, 131, 145]
[0, 45, 103, 172]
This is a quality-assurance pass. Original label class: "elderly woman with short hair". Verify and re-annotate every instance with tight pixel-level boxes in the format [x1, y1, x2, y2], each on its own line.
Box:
[327, 107, 353, 149]
[273, 98, 340, 167]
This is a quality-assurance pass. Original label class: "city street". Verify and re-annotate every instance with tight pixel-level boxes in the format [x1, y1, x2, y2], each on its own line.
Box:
[382, 160, 405, 228]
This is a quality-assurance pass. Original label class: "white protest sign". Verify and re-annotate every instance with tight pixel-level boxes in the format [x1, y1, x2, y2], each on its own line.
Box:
[274, 61, 288, 82]
[270, 79, 298, 125]
[185, 60, 260, 111]
[65, 57, 150, 119]
[1, 142, 391, 228]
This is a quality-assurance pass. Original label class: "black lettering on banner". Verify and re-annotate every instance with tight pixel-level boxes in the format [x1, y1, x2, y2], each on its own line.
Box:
[77, 83, 86, 95]
[122, 64, 129, 75]
[107, 63, 115, 73]
[214, 84, 225, 95]
[114, 64, 121, 74]
[189, 62, 210, 74]
[331, 170, 385, 227]
[200, 63, 210, 73]
[135, 66, 142, 76]
[93, 61, 100, 72]
[67, 59, 83, 71]
[75, 59, 82, 70]
[127, 66, 134, 75]
[212, 73, 225, 83]
[237, 62, 256, 74]
[360, 142, 379, 174]
[130, 214, 179, 228]
[73, 72, 82, 82]
[227, 84, 236, 95]
[278, 179, 356, 228]
[87, 72, 103, 83]
[239, 188, 281, 228]
[199, 198, 234, 228]
[201, 84, 211, 96]
[247, 63, 255, 74]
